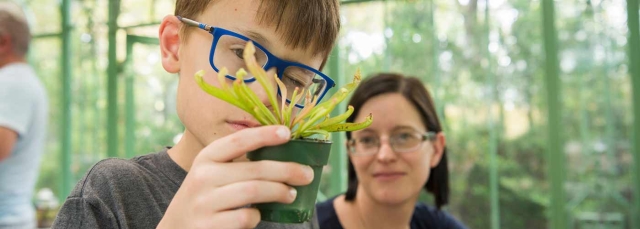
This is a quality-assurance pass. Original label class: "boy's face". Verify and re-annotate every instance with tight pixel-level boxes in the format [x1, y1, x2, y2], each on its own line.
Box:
[166, 0, 325, 149]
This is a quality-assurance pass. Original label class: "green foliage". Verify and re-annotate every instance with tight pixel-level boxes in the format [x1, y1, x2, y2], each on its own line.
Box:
[194, 42, 372, 140]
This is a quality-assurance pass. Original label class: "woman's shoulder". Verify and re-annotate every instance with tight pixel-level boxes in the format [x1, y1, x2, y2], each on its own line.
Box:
[412, 203, 468, 229]
[316, 196, 344, 229]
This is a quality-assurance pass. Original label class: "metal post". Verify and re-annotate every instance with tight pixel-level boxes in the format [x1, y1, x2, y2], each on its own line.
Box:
[383, 0, 390, 72]
[541, 0, 567, 228]
[122, 35, 159, 158]
[484, 1, 500, 228]
[625, 0, 640, 226]
[328, 45, 347, 197]
[107, 0, 120, 158]
[125, 37, 135, 158]
[429, 0, 444, 121]
[59, 0, 73, 202]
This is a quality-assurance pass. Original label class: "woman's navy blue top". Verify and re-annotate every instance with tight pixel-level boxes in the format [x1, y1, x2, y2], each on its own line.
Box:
[316, 196, 468, 229]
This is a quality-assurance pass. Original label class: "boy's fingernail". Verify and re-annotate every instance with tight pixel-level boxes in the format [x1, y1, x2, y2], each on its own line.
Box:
[303, 165, 314, 181]
[289, 187, 297, 200]
[276, 126, 290, 139]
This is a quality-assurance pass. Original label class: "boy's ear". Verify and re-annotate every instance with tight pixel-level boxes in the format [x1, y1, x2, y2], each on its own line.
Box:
[159, 15, 181, 73]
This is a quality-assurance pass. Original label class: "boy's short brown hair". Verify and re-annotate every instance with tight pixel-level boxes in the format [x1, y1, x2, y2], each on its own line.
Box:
[175, 0, 340, 58]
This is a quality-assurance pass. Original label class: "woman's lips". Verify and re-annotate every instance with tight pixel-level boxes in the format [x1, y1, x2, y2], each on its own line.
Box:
[373, 172, 406, 181]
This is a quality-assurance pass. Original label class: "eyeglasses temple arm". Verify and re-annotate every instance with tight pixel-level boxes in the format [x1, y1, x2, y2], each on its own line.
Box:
[176, 16, 213, 32]
[424, 131, 437, 140]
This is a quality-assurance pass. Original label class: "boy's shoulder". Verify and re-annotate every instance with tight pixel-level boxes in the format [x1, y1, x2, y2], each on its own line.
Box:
[53, 150, 181, 228]
[69, 149, 183, 199]
[70, 156, 150, 198]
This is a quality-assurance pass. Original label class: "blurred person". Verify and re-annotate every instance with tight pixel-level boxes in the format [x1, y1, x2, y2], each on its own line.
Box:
[316, 73, 467, 229]
[0, 2, 49, 229]
[52, 0, 340, 228]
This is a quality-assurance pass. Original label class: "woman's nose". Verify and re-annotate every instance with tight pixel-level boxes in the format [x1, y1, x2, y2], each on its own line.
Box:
[376, 139, 398, 163]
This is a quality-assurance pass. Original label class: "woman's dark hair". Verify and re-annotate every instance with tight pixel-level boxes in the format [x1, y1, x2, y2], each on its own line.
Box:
[344, 72, 450, 209]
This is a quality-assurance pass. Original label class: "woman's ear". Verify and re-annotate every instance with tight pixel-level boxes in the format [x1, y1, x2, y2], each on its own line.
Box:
[159, 15, 182, 73]
[430, 132, 446, 168]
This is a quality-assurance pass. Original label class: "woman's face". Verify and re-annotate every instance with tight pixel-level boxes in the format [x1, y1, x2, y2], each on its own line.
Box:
[349, 93, 445, 205]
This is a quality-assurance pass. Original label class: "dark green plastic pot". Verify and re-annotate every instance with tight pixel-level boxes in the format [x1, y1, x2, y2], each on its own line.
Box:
[247, 139, 332, 223]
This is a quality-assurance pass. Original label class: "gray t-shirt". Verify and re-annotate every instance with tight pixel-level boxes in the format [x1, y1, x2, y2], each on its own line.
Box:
[52, 149, 319, 229]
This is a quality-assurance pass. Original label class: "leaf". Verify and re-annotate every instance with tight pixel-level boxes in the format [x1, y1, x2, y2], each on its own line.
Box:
[319, 114, 373, 132]
[314, 105, 355, 129]
[297, 106, 330, 135]
[300, 129, 330, 139]
[234, 78, 278, 125]
[194, 69, 247, 111]
[253, 107, 272, 125]
[307, 88, 348, 120]
[292, 120, 306, 139]
[274, 74, 288, 122]
[285, 87, 301, 128]
[244, 42, 281, 122]
[291, 91, 317, 126]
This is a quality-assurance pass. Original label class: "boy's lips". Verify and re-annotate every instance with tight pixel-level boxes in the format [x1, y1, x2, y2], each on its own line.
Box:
[226, 120, 261, 131]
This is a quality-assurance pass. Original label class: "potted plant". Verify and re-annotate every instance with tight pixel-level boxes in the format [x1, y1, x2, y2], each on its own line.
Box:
[194, 42, 372, 223]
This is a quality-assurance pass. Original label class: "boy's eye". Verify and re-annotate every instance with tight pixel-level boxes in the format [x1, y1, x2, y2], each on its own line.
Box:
[232, 48, 244, 59]
[283, 74, 308, 88]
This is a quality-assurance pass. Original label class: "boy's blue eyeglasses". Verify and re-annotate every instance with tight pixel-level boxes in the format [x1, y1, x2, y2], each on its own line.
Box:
[177, 16, 335, 108]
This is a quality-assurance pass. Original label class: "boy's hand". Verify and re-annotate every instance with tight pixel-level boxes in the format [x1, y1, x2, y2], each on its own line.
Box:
[157, 126, 314, 229]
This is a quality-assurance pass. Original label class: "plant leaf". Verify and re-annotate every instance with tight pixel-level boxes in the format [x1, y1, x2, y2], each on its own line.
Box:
[297, 106, 331, 135]
[253, 107, 272, 125]
[315, 105, 355, 129]
[194, 69, 247, 110]
[274, 74, 288, 122]
[291, 90, 316, 126]
[319, 114, 373, 132]
[285, 87, 301, 128]
[300, 129, 330, 139]
[292, 119, 305, 139]
[244, 42, 281, 122]
[234, 78, 278, 125]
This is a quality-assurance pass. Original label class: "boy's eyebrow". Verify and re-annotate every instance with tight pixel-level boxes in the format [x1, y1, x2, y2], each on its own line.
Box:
[240, 29, 271, 48]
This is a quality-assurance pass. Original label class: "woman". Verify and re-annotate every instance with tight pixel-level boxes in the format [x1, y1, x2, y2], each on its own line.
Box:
[316, 73, 467, 229]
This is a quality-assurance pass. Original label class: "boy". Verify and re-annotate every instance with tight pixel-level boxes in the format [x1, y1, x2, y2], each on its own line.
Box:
[52, 0, 340, 228]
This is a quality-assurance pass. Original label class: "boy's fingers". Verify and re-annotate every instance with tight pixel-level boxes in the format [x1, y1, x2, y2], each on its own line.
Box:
[207, 161, 314, 187]
[211, 180, 297, 212]
[209, 208, 261, 229]
[198, 125, 290, 163]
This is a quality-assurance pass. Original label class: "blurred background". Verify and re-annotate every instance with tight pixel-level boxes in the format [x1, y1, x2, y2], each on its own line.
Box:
[7, 0, 640, 228]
